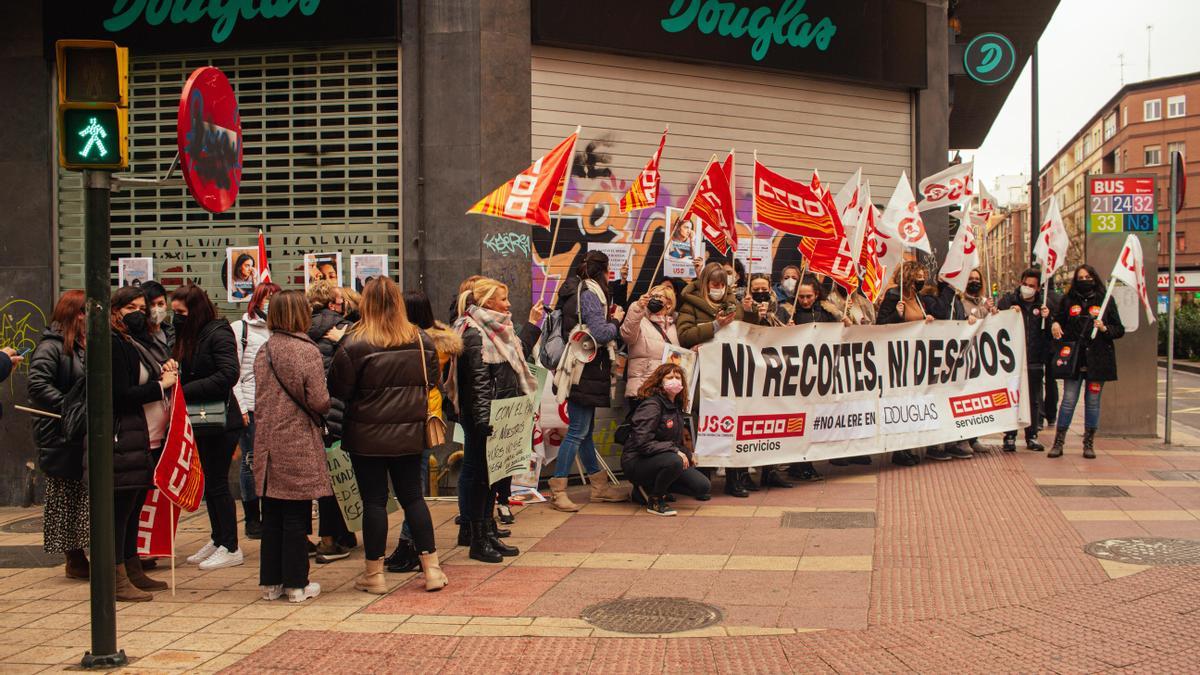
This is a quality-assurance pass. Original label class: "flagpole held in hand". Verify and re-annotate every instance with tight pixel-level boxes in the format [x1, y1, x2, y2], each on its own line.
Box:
[537, 215, 565, 306]
[787, 258, 811, 323]
[1041, 281, 1050, 330]
[1091, 277, 1118, 338]
[169, 501, 176, 597]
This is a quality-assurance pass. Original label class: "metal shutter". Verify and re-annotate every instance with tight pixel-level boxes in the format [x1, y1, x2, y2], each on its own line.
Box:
[56, 46, 401, 317]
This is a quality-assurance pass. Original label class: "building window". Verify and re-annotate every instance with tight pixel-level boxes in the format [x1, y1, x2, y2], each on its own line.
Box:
[1168, 95, 1186, 118]
[1168, 141, 1186, 161]
[1145, 145, 1161, 166]
[1122, 105, 1128, 126]
[1145, 99, 1162, 121]
[1074, 143, 1083, 162]
[1083, 135, 1093, 156]
[1104, 113, 1117, 140]
[1177, 234, 1186, 254]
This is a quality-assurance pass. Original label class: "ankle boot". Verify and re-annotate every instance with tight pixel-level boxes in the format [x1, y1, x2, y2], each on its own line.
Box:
[65, 549, 89, 580]
[589, 471, 627, 502]
[384, 538, 420, 573]
[354, 558, 387, 594]
[1082, 429, 1096, 459]
[457, 520, 471, 547]
[114, 564, 152, 602]
[469, 521, 503, 563]
[548, 477, 580, 512]
[1048, 428, 1067, 458]
[419, 551, 448, 592]
[487, 520, 519, 557]
[125, 556, 168, 591]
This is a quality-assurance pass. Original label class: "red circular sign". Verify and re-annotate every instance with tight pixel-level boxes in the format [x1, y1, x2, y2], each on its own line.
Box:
[178, 67, 242, 213]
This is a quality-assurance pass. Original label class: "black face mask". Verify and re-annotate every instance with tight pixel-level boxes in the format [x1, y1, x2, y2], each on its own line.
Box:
[646, 298, 665, 314]
[913, 279, 926, 292]
[1074, 279, 1096, 294]
[122, 311, 148, 335]
[966, 281, 983, 295]
[751, 291, 773, 304]
[171, 313, 187, 331]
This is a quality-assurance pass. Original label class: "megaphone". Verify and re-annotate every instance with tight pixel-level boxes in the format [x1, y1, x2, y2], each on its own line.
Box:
[569, 329, 598, 363]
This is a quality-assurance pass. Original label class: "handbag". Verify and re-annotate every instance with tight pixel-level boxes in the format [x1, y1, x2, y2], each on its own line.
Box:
[265, 345, 329, 437]
[419, 336, 447, 448]
[187, 399, 228, 433]
[1050, 339, 1081, 379]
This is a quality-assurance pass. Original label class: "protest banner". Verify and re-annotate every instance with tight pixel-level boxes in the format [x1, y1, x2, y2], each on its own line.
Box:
[486, 393, 539, 486]
[694, 312, 1029, 466]
[325, 442, 397, 532]
[136, 487, 180, 558]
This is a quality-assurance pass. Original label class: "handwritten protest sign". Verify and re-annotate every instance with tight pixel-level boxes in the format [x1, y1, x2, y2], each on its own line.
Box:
[486, 393, 538, 486]
[326, 442, 397, 532]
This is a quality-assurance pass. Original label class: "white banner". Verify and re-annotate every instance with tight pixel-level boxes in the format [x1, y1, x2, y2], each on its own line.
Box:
[695, 312, 1029, 465]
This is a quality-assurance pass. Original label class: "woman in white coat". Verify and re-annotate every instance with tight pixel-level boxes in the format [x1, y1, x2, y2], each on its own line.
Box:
[231, 282, 280, 540]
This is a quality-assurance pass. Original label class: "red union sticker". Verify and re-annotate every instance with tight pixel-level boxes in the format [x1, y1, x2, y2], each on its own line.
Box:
[1059, 345, 1072, 357]
[1088, 382, 1103, 393]
[1089, 306, 1101, 317]
[1069, 305, 1082, 317]
[736, 413, 806, 440]
[949, 388, 1011, 418]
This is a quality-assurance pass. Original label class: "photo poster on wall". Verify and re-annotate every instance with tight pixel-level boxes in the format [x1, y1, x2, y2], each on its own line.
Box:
[735, 225, 772, 274]
[304, 252, 344, 294]
[588, 243, 633, 282]
[350, 254, 388, 293]
[662, 206, 704, 279]
[118, 258, 154, 288]
[225, 247, 258, 303]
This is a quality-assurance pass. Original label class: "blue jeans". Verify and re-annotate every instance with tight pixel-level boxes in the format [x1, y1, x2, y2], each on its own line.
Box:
[239, 412, 257, 503]
[1057, 379, 1103, 431]
[553, 400, 603, 478]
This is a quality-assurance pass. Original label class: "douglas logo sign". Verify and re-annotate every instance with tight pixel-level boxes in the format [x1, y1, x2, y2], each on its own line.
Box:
[103, 0, 322, 44]
[660, 0, 837, 62]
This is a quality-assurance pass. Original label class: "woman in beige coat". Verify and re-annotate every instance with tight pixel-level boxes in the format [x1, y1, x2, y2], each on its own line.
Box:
[620, 282, 680, 410]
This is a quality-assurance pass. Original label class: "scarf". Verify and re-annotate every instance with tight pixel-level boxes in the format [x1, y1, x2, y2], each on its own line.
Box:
[459, 305, 537, 396]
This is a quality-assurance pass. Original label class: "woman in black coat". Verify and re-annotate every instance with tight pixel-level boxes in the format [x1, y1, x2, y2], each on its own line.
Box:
[876, 262, 937, 466]
[171, 284, 245, 571]
[1048, 264, 1124, 459]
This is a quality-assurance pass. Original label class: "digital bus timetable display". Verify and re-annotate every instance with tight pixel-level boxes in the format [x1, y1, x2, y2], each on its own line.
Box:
[1088, 175, 1157, 234]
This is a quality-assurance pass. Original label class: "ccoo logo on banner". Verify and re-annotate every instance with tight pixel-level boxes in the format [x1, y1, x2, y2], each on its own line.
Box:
[695, 312, 1029, 465]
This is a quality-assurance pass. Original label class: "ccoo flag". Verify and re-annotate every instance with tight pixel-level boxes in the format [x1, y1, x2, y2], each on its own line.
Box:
[468, 129, 579, 228]
[681, 153, 738, 255]
[154, 385, 205, 512]
[619, 130, 667, 212]
[752, 159, 838, 240]
[1109, 233, 1156, 324]
[256, 229, 272, 285]
[857, 204, 887, 304]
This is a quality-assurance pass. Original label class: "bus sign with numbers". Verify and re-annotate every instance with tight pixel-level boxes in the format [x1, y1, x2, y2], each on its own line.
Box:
[1087, 175, 1157, 233]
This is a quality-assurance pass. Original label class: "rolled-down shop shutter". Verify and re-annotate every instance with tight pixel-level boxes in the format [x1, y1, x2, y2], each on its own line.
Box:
[56, 46, 401, 317]
[529, 46, 912, 300]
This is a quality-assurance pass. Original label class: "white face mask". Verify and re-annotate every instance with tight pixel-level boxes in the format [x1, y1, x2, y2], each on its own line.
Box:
[708, 287, 726, 302]
[149, 305, 168, 326]
[260, 302, 270, 316]
[662, 378, 684, 396]
[781, 278, 797, 293]
[1019, 286, 1037, 300]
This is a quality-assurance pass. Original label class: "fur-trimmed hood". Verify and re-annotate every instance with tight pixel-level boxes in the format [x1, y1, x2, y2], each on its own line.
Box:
[425, 321, 464, 357]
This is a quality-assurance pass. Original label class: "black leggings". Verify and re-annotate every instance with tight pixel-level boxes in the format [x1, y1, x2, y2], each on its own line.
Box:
[350, 454, 434, 559]
[198, 430, 239, 552]
[624, 452, 686, 497]
[114, 489, 144, 563]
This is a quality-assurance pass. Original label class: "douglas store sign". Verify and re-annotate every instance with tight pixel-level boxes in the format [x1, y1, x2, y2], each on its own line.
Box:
[532, 0, 927, 89]
[43, 0, 398, 54]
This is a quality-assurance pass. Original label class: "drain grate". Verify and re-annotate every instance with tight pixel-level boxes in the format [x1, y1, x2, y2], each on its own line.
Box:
[1149, 470, 1200, 481]
[1084, 538, 1200, 565]
[580, 597, 723, 634]
[1038, 485, 1131, 498]
[781, 511, 876, 529]
[0, 516, 44, 534]
[0, 545, 61, 568]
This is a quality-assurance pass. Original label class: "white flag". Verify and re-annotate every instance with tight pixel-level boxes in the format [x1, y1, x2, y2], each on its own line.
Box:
[1109, 234, 1156, 324]
[939, 216, 980, 293]
[878, 171, 931, 264]
[1033, 197, 1069, 281]
[833, 168, 862, 219]
[848, 180, 872, 262]
[976, 181, 998, 218]
[917, 161, 975, 211]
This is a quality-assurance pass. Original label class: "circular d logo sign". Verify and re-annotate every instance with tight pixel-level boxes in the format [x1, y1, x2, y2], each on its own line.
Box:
[964, 33, 1016, 85]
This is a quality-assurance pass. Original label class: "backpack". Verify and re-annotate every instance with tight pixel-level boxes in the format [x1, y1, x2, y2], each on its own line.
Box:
[537, 307, 567, 371]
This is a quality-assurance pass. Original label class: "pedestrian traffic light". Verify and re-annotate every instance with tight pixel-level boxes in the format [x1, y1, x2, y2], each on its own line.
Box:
[55, 40, 129, 170]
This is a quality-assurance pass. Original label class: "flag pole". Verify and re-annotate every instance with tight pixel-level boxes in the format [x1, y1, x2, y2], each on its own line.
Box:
[537, 126, 582, 307]
[169, 501, 176, 597]
[1091, 277, 1118, 339]
[787, 257, 810, 323]
[647, 155, 714, 296]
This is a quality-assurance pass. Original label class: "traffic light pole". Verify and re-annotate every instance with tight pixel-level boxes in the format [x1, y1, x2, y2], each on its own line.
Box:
[80, 169, 125, 669]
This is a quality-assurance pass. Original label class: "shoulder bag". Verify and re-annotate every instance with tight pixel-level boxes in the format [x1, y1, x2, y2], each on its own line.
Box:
[420, 336, 447, 448]
[1050, 338, 1081, 380]
[264, 345, 328, 437]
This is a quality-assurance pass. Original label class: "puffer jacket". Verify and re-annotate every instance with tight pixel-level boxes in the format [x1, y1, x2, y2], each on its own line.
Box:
[790, 301, 838, 325]
[457, 321, 541, 432]
[28, 328, 86, 479]
[620, 301, 679, 398]
[620, 392, 687, 469]
[676, 265, 760, 348]
[112, 331, 165, 491]
[231, 311, 270, 414]
[309, 307, 351, 370]
[557, 276, 620, 408]
[252, 332, 332, 500]
[1053, 287, 1124, 382]
[328, 331, 439, 457]
[997, 289, 1053, 366]
[178, 319, 244, 435]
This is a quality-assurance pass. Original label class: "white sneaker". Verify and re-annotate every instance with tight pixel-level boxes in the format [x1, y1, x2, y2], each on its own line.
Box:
[198, 546, 244, 570]
[260, 584, 283, 601]
[286, 582, 321, 603]
[186, 540, 217, 565]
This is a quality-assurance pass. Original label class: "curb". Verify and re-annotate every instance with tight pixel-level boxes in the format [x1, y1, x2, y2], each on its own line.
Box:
[1158, 359, 1200, 375]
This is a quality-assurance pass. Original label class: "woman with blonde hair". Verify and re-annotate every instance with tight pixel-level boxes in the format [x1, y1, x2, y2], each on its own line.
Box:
[329, 277, 447, 593]
[453, 277, 544, 562]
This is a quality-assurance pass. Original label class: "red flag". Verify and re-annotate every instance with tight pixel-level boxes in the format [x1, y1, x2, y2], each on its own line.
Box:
[681, 154, 738, 255]
[136, 487, 181, 558]
[619, 130, 667, 213]
[154, 385, 205, 512]
[256, 230, 272, 285]
[857, 206, 886, 303]
[468, 129, 579, 228]
[754, 160, 838, 239]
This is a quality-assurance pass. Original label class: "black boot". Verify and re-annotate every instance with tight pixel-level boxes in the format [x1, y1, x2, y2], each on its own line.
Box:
[457, 521, 471, 547]
[739, 469, 760, 492]
[243, 500, 262, 540]
[385, 538, 420, 573]
[468, 521, 503, 563]
[487, 520, 519, 557]
[1048, 428, 1067, 458]
[761, 467, 794, 488]
[1082, 429, 1096, 459]
[492, 522, 512, 539]
[1002, 433, 1017, 452]
[723, 471, 749, 498]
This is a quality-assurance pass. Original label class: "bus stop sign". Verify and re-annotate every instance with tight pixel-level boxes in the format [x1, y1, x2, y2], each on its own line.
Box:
[177, 66, 241, 213]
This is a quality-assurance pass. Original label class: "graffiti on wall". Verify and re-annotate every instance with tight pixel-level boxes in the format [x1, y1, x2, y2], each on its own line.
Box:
[483, 232, 532, 258]
[0, 299, 47, 391]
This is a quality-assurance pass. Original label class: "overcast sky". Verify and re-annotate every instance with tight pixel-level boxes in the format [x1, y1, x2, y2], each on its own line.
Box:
[965, 0, 1200, 199]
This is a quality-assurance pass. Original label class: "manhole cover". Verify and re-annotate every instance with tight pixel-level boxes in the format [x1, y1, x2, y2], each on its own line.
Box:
[580, 597, 723, 634]
[1084, 538, 1200, 565]
[1149, 470, 1200, 481]
[0, 516, 43, 534]
[0, 545, 61, 568]
[781, 511, 876, 529]
[1038, 485, 1131, 498]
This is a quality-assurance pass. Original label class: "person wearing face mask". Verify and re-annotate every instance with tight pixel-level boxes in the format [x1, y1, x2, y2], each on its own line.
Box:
[997, 269, 1053, 452]
[621, 283, 680, 409]
[746, 275, 788, 327]
[621, 363, 708, 516]
[1048, 264, 1124, 459]
[876, 262, 938, 466]
[140, 281, 174, 362]
[231, 282, 281, 541]
[719, 259, 748, 302]
[773, 265, 801, 315]
[933, 269, 994, 457]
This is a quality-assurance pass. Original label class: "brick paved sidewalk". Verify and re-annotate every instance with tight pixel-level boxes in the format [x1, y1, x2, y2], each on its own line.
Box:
[0, 427, 1197, 672]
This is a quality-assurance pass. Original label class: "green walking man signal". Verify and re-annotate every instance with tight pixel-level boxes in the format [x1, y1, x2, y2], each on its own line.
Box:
[78, 117, 109, 158]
